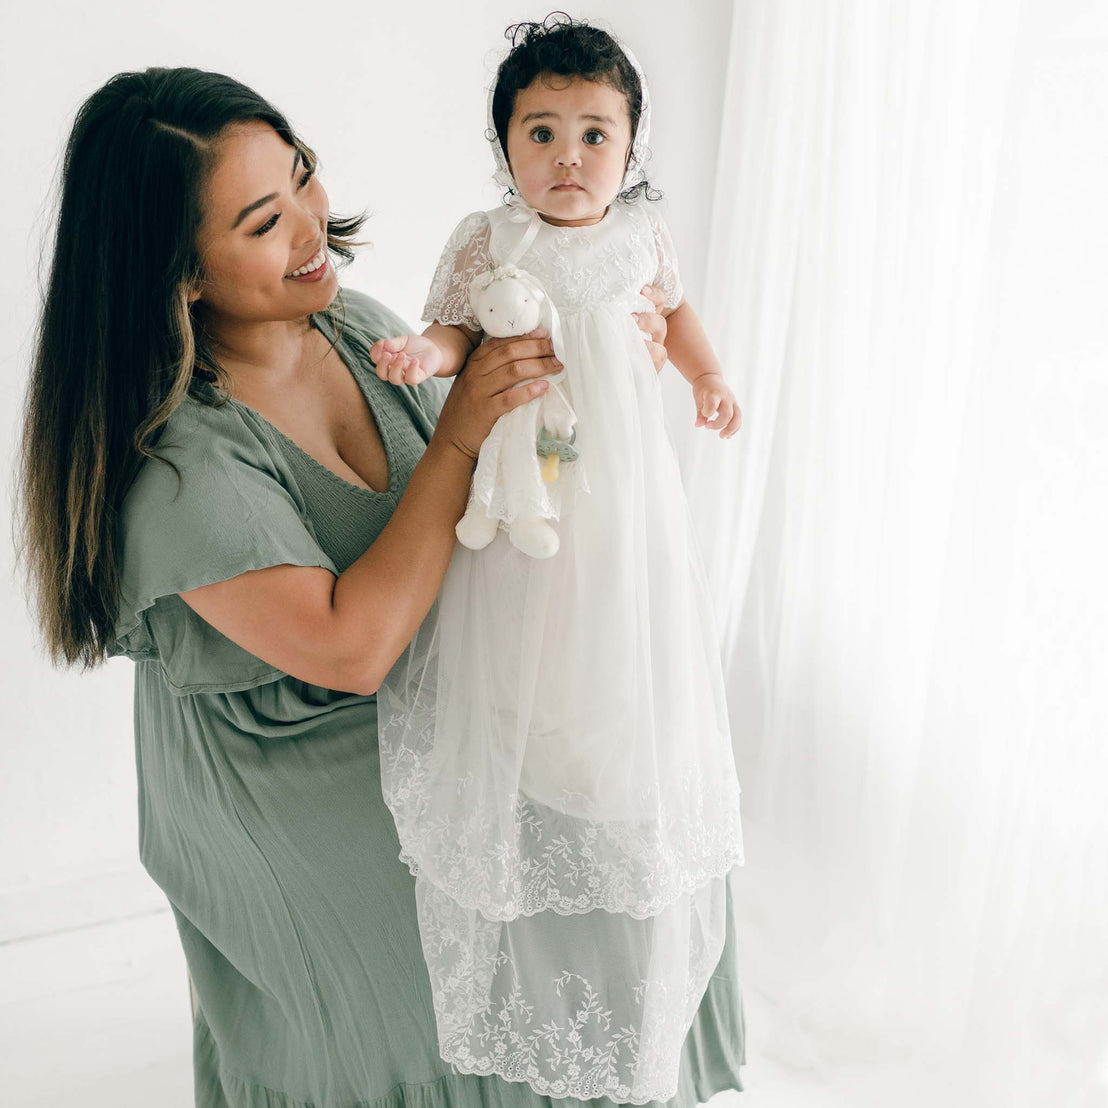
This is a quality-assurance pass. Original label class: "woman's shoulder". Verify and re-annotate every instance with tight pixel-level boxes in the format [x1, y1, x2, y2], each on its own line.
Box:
[111, 386, 337, 683]
[115, 387, 320, 595]
[122, 387, 276, 511]
[326, 287, 415, 346]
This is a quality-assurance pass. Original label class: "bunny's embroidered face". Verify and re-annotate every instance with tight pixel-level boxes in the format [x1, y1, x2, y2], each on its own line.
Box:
[468, 268, 545, 337]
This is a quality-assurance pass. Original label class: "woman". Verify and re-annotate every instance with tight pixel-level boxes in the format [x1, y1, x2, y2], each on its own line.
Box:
[16, 68, 745, 1107]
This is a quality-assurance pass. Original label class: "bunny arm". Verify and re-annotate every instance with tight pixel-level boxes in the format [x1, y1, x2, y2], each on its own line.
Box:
[540, 382, 577, 440]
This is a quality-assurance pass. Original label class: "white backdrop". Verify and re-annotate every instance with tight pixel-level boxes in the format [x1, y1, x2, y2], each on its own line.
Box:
[683, 0, 1108, 1104]
[6, 1, 1107, 1105]
[0, 0, 730, 934]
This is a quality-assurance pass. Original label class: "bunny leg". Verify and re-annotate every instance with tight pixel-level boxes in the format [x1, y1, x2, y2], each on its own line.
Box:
[508, 515, 559, 559]
[455, 504, 501, 550]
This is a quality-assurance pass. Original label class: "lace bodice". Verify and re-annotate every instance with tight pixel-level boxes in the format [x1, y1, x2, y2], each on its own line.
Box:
[422, 201, 684, 329]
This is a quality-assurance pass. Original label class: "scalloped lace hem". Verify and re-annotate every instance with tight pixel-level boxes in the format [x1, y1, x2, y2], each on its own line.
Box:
[443, 1055, 678, 1106]
[398, 842, 744, 921]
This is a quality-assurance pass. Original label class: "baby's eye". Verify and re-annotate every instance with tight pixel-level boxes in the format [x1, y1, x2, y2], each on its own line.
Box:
[583, 129, 606, 146]
[530, 126, 554, 144]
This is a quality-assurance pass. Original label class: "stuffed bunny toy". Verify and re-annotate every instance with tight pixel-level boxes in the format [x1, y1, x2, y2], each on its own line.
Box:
[455, 265, 580, 559]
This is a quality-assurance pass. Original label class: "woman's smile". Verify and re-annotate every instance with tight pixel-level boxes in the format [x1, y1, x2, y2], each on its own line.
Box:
[285, 245, 329, 281]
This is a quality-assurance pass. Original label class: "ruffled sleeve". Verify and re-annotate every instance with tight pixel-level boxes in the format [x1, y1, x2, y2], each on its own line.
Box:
[109, 393, 339, 695]
[645, 208, 686, 311]
[421, 211, 492, 331]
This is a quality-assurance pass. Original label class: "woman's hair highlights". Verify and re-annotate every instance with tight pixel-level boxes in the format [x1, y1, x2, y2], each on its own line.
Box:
[14, 67, 363, 669]
[490, 12, 660, 204]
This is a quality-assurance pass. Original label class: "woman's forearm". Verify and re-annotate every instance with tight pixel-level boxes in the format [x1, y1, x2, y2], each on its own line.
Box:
[329, 434, 474, 692]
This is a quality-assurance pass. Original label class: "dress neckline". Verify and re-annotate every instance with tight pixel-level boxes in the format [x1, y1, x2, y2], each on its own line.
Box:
[539, 203, 619, 232]
[221, 316, 399, 500]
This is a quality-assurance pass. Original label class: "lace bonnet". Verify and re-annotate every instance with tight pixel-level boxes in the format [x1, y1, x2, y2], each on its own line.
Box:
[485, 21, 653, 211]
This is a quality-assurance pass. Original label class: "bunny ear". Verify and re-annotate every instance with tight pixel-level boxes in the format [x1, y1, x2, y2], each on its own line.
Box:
[535, 294, 568, 364]
[514, 271, 546, 301]
[469, 267, 500, 298]
[470, 264, 527, 299]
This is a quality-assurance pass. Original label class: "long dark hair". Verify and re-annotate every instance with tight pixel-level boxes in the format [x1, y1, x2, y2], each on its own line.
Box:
[490, 12, 659, 203]
[14, 67, 364, 669]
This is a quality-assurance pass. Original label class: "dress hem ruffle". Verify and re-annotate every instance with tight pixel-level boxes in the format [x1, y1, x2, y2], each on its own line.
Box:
[192, 974, 745, 1108]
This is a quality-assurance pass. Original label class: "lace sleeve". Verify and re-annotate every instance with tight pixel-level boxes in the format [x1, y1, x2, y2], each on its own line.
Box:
[421, 211, 492, 330]
[646, 208, 685, 311]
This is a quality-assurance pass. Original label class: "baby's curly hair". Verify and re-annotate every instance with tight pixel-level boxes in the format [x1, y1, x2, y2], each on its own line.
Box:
[490, 12, 659, 203]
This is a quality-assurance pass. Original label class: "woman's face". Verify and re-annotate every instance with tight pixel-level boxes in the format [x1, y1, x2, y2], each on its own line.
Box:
[193, 121, 338, 326]
[505, 76, 632, 227]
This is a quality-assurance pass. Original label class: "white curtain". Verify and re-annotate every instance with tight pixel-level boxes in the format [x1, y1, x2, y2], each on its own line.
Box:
[679, 1, 1108, 1103]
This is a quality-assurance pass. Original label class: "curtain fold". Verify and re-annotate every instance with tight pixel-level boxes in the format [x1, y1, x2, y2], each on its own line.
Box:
[678, 1, 1108, 1102]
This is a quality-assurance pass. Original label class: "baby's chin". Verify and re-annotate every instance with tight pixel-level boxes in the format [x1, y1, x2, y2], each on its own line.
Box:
[528, 192, 617, 227]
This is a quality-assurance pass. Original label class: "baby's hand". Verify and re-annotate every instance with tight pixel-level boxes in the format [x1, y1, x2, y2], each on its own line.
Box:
[692, 374, 742, 439]
[369, 334, 444, 386]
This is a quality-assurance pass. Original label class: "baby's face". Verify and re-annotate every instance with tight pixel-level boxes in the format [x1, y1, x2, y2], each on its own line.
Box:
[505, 75, 632, 227]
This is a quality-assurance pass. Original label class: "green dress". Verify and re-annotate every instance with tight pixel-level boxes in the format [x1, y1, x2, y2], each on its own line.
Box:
[109, 289, 746, 1108]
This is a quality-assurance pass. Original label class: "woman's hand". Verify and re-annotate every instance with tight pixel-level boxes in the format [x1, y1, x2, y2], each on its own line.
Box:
[433, 329, 564, 460]
[634, 285, 670, 373]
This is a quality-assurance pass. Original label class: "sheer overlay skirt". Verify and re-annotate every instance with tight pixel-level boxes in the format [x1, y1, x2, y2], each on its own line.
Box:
[378, 306, 744, 1102]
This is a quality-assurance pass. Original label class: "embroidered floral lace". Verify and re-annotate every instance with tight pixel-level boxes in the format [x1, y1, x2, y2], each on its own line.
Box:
[379, 196, 743, 1104]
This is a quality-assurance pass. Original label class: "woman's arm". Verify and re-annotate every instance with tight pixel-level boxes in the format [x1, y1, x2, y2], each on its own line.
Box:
[179, 332, 559, 695]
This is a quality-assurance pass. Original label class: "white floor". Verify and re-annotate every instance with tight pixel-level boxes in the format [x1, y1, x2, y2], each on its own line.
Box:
[1, 906, 194, 1107]
[0, 899, 837, 1108]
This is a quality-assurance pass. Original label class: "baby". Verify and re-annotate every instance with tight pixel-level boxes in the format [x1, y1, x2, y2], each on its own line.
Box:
[375, 15, 745, 1105]
[370, 30, 739, 559]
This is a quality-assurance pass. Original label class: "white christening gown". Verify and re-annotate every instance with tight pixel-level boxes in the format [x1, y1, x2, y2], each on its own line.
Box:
[377, 199, 744, 1103]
